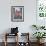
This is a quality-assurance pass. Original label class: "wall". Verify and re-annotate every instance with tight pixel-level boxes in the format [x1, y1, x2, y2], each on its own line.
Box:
[0, 0, 37, 42]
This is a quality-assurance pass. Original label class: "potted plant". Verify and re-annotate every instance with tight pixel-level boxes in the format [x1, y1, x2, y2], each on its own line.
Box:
[32, 24, 45, 30]
[32, 25, 39, 30]
[40, 26, 45, 29]
[33, 32, 46, 43]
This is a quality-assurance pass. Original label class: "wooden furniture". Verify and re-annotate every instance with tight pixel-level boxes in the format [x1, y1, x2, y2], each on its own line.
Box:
[4, 33, 18, 46]
[20, 33, 30, 46]
[4, 32, 30, 46]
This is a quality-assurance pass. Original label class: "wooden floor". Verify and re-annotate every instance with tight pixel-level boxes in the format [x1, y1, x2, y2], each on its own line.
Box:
[0, 42, 46, 46]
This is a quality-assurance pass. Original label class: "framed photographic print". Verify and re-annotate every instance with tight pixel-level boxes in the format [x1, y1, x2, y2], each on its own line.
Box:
[11, 6, 24, 22]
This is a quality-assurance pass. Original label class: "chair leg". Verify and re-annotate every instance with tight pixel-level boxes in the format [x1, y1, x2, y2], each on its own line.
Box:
[4, 41, 7, 46]
[17, 34, 18, 46]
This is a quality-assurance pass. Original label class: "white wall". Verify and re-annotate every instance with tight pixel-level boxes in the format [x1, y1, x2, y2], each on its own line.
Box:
[0, 0, 36, 34]
[0, 0, 37, 42]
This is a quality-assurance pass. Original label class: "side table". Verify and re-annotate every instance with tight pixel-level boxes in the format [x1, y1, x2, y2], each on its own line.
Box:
[4, 33, 18, 46]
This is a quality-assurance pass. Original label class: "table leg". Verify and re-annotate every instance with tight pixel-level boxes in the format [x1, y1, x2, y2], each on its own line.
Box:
[4, 34, 7, 46]
[17, 34, 18, 46]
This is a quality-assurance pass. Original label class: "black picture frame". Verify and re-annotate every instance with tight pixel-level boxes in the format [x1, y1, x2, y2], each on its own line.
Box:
[11, 6, 24, 22]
